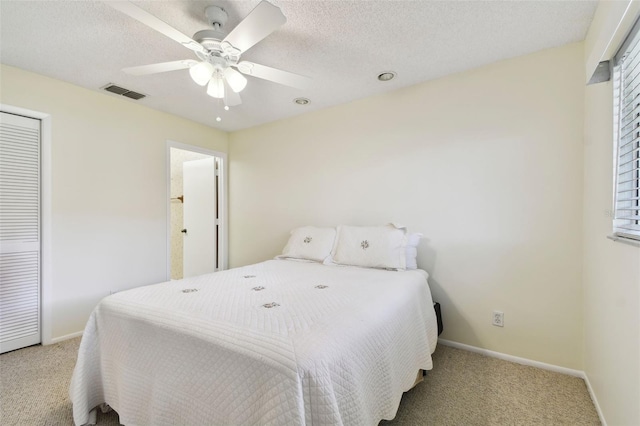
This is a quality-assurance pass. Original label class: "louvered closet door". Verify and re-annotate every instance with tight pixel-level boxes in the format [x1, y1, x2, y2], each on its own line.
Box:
[0, 112, 41, 353]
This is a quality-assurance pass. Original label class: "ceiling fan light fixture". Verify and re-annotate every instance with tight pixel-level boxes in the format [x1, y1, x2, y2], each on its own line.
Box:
[223, 79, 242, 107]
[224, 67, 248, 93]
[207, 73, 225, 98]
[190, 61, 215, 86]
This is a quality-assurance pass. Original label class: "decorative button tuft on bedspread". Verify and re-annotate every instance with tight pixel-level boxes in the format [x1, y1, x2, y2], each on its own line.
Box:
[262, 302, 280, 308]
[315, 285, 329, 289]
[252, 286, 265, 291]
[181, 288, 198, 293]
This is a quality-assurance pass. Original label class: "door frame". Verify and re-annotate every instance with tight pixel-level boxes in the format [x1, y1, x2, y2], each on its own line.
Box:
[0, 103, 52, 345]
[166, 140, 228, 281]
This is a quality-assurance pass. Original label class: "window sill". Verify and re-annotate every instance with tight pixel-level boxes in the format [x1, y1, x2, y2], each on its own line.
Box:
[607, 234, 640, 247]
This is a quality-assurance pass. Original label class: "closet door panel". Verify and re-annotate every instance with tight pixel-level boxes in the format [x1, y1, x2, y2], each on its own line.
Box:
[0, 112, 41, 353]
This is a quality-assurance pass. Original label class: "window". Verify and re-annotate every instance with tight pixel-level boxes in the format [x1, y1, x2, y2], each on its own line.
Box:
[613, 20, 640, 242]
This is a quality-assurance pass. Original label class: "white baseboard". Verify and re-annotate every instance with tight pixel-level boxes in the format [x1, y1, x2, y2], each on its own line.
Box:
[438, 338, 583, 377]
[47, 331, 83, 345]
[437, 339, 606, 425]
[583, 372, 607, 426]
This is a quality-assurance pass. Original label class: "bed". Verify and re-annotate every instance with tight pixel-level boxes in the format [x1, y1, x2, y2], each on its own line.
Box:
[70, 227, 439, 425]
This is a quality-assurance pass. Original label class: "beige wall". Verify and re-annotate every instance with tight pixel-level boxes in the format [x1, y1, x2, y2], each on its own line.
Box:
[0, 64, 228, 339]
[1, 8, 636, 420]
[583, 81, 640, 426]
[583, 2, 640, 424]
[229, 43, 585, 369]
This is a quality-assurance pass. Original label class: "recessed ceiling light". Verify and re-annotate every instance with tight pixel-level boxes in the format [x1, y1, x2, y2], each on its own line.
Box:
[377, 71, 396, 82]
[294, 97, 310, 105]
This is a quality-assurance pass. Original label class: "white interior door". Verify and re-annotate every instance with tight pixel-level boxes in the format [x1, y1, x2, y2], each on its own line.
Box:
[183, 157, 217, 278]
[0, 112, 41, 353]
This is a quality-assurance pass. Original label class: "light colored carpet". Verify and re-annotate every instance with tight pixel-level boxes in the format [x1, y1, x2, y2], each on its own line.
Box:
[0, 338, 600, 425]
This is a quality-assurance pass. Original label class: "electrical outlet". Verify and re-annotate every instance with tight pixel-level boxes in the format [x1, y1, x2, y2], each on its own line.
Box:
[492, 311, 504, 327]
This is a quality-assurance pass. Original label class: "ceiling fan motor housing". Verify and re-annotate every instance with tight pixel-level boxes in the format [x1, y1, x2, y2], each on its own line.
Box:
[194, 29, 240, 65]
[194, 29, 226, 51]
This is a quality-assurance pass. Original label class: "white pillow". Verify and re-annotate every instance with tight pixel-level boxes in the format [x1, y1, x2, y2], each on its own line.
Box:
[331, 224, 408, 270]
[405, 233, 423, 270]
[278, 226, 336, 262]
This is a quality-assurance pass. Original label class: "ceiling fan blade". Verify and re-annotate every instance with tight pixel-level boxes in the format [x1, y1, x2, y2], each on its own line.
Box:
[223, 80, 242, 107]
[221, 1, 286, 54]
[123, 60, 197, 76]
[106, 1, 206, 54]
[236, 61, 311, 90]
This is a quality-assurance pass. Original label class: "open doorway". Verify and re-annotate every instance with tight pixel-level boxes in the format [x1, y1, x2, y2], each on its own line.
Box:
[167, 141, 227, 280]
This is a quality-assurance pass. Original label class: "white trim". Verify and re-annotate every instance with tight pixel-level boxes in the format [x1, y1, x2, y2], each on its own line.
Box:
[166, 143, 171, 281]
[216, 154, 228, 270]
[49, 331, 83, 345]
[583, 372, 608, 426]
[607, 234, 640, 246]
[437, 339, 583, 377]
[165, 140, 228, 281]
[0, 103, 53, 346]
[585, 0, 640, 83]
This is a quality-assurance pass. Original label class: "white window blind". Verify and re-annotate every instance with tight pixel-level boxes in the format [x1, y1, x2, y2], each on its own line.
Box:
[613, 20, 640, 242]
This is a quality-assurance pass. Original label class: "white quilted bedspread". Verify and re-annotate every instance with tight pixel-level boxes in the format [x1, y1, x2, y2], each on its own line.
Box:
[70, 260, 438, 426]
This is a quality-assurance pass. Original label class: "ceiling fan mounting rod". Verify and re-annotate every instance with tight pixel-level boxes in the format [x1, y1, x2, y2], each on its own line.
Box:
[205, 6, 228, 29]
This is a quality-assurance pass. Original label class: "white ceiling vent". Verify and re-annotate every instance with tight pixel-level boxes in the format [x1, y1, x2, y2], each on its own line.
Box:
[101, 83, 146, 100]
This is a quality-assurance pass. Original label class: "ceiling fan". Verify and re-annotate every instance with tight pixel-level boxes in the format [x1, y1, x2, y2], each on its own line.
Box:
[106, 1, 311, 108]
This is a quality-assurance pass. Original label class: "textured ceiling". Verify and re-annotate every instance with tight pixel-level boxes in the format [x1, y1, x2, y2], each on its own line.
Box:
[0, 0, 597, 132]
